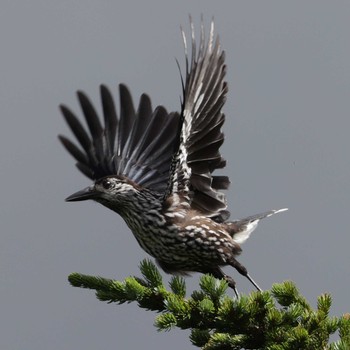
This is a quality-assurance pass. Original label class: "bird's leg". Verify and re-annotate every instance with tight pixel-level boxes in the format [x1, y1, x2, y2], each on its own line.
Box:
[229, 258, 262, 292]
[207, 267, 239, 297]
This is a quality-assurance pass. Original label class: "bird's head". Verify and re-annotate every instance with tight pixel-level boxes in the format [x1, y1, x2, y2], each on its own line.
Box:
[65, 176, 141, 208]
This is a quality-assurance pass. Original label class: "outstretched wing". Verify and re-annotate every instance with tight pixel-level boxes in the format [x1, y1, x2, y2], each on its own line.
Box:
[59, 84, 180, 193]
[165, 19, 230, 221]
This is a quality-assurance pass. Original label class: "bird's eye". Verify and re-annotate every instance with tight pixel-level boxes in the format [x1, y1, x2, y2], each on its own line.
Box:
[102, 179, 113, 190]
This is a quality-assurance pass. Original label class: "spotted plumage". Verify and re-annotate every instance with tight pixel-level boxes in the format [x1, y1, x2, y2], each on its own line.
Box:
[59, 18, 287, 295]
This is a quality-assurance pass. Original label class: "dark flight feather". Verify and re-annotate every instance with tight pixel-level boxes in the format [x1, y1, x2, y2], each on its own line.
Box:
[59, 84, 180, 193]
[165, 18, 230, 221]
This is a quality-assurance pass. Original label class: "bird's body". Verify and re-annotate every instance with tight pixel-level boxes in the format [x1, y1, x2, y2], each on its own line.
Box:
[60, 19, 286, 294]
[71, 176, 240, 273]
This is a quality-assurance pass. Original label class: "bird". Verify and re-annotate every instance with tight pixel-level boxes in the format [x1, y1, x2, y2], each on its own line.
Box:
[58, 18, 287, 296]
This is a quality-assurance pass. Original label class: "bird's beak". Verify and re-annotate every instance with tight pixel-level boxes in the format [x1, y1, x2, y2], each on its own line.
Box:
[65, 186, 96, 202]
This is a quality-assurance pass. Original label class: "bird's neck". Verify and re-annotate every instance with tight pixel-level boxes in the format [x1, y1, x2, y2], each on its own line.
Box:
[98, 188, 165, 226]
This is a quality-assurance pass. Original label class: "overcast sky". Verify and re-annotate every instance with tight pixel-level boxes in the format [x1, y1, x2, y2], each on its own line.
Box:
[1, 1, 349, 349]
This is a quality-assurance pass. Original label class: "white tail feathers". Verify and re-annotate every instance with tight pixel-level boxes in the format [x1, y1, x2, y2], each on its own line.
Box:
[231, 208, 288, 244]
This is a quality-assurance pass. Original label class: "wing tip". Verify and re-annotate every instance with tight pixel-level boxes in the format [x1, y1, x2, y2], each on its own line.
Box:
[59, 104, 71, 116]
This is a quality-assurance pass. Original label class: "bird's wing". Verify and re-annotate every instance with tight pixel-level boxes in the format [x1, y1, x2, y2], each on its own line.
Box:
[164, 19, 230, 221]
[59, 84, 180, 193]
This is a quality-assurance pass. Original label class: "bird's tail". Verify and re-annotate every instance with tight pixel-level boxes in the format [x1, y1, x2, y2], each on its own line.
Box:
[224, 208, 288, 244]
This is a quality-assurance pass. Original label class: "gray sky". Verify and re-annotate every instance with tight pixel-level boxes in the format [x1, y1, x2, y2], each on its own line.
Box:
[1, 1, 349, 349]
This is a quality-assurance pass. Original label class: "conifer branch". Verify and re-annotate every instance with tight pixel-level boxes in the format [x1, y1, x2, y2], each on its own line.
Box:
[68, 259, 350, 349]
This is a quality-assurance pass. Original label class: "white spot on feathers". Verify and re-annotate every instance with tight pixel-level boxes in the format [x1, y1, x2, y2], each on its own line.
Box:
[232, 221, 258, 244]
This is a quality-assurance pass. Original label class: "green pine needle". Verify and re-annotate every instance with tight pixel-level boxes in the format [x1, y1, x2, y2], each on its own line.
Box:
[139, 259, 163, 288]
[169, 275, 186, 297]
